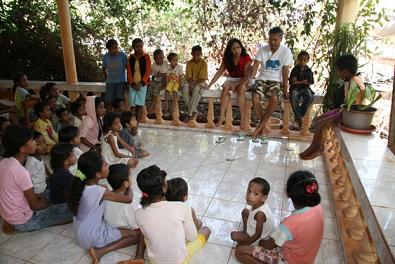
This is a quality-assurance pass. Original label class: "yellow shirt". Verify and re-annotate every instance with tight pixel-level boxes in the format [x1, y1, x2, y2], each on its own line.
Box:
[186, 59, 208, 81]
[34, 118, 58, 150]
[134, 60, 142, 84]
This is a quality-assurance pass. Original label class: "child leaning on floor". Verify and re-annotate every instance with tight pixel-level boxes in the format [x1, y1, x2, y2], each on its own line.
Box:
[25, 131, 49, 194]
[118, 111, 149, 158]
[235, 170, 324, 264]
[231, 177, 275, 246]
[0, 125, 72, 232]
[133, 165, 211, 264]
[68, 151, 144, 264]
[289, 51, 315, 130]
[104, 164, 138, 230]
[58, 125, 83, 175]
[101, 112, 139, 168]
[164, 52, 183, 114]
[166, 177, 202, 230]
[48, 143, 76, 204]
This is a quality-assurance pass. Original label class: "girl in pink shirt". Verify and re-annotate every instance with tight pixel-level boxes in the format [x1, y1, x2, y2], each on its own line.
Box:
[235, 170, 324, 264]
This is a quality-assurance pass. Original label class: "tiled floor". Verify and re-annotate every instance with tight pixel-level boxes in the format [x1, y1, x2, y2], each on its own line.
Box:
[0, 128, 344, 264]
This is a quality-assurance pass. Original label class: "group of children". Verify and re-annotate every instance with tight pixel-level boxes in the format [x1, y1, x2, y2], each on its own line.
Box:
[102, 38, 209, 123]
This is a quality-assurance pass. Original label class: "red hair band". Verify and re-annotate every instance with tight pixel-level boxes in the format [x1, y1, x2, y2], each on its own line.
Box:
[142, 192, 149, 198]
[305, 182, 318, 194]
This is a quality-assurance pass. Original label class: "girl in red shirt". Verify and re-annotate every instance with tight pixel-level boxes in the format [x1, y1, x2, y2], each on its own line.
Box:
[208, 38, 252, 129]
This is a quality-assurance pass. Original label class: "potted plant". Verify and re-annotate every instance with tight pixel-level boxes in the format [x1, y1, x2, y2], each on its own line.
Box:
[341, 82, 382, 130]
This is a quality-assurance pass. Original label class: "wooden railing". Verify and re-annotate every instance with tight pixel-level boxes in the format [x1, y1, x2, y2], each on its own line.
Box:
[0, 80, 323, 140]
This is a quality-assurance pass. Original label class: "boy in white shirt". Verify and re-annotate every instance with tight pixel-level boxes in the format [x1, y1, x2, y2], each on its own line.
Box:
[104, 164, 137, 230]
[25, 131, 49, 194]
[249, 27, 294, 139]
[148, 49, 168, 112]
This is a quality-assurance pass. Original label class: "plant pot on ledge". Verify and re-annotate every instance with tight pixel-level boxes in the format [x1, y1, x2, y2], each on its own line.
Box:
[341, 104, 377, 131]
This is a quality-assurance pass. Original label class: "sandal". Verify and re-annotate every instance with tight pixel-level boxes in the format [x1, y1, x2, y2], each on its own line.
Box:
[260, 136, 269, 144]
[215, 136, 226, 143]
[236, 134, 245, 141]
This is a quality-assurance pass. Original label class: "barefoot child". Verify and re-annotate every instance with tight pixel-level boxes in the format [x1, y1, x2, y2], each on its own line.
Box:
[25, 131, 49, 194]
[149, 49, 168, 112]
[231, 178, 275, 246]
[33, 101, 58, 151]
[235, 170, 324, 264]
[119, 111, 149, 158]
[102, 112, 138, 168]
[68, 151, 144, 263]
[59, 125, 83, 175]
[135, 165, 211, 264]
[70, 100, 85, 127]
[166, 177, 202, 230]
[164, 52, 183, 114]
[104, 164, 138, 230]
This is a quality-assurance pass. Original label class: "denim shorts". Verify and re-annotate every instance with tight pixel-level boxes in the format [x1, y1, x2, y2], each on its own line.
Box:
[105, 82, 126, 102]
[13, 203, 72, 232]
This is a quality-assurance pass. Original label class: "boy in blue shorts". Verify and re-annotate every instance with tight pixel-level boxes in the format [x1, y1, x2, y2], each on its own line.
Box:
[102, 39, 128, 112]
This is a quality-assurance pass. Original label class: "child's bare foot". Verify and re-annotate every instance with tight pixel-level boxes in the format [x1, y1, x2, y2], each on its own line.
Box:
[2, 221, 15, 234]
[88, 248, 100, 264]
[128, 158, 139, 168]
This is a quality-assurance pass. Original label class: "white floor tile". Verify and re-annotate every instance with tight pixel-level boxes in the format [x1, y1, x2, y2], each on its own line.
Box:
[190, 243, 232, 264]
[205, 199, 245, 223]
[202, 217, 239, 247]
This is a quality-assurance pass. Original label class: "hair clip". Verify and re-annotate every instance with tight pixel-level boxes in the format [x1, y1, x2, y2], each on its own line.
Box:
[74, 170, 86, 181]
[305, 182, 318, 194]
[142, 192, 149, 198]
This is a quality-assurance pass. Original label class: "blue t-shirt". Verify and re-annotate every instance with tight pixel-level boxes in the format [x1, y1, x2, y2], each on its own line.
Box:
[102, 51, 128, 83]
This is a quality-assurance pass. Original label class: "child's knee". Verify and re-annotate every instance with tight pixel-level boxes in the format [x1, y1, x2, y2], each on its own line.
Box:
[199, 226, 211, 241]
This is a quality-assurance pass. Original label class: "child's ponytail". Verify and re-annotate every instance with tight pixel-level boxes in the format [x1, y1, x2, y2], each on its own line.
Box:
[67, 151, 103, 216]
[286, 170, 321, 208]
[137, 165, 167, 208]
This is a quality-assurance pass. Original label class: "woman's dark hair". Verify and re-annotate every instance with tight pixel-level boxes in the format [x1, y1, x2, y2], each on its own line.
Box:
[70, 100, 82, 116]
[12, 72, 26, 92]
[68, 151, 103, 216]
[1, 125, 33, 157]
[50, 143, 74, 171]
[223, 38, 248, 72]
[120, 111, 136, 128]
[286, 170, 321, 208]
[106, 39, 118, 49]
[40, 82, 56, 101]
[108, 164, 129, 190]
[59, 125, 79, 143]
[132, 38, 143, 48]
[102, 112, 120, 134]
[335, 54, 358, 75]
[137, 165, 167, 207]
[167, 52, 178, 61]
[166, 178, 188, 202]
[56, 107, 68, 118]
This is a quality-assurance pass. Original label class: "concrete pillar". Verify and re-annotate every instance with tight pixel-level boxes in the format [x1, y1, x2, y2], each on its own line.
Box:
[336, 0, 359, 26]
[56, 0, 78, 84]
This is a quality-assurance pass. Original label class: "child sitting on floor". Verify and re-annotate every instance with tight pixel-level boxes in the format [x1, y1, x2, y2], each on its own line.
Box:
[68, 151, 144, 263]
[55, 107, 72, 132]
[104, 164, 138, 230]
[102, 112, 138, 168]
[112, 98, 128, 112]
[25, 131, 49, 194]
[119, 111, 149, 158]
[164, 52, 183, 114]
[231, 177, 275, 246]
[166, 177, 202, 230]
[235, 170, 324, 264]
[0, 125, 72, 232]
[13, 72, 40, 124]
[134, 165, 211, 264]
[79, 96, 105, 152]
[59, 125, 83, 175]
[48, 143, 76, 204]
[70, 99, 85, 127]
[33, 101, 58, 151]
[40, 82, 71, 109]
[148, 49, 168, 112]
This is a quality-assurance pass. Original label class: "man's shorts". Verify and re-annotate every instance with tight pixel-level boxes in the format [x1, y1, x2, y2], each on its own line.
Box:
[251, 80, 283, 100]
[105, 82, 126, 102]
[252, 246, 287, 264]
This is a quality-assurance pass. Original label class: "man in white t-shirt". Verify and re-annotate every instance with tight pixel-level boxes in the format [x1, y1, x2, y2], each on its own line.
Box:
[249, 27, 294, 139]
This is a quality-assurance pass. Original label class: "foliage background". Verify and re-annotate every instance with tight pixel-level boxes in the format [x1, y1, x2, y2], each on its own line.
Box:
[0, 0, 388, 84]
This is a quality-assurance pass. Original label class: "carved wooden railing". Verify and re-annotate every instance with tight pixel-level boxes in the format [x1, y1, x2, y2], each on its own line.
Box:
[0, 80, 323, 139]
